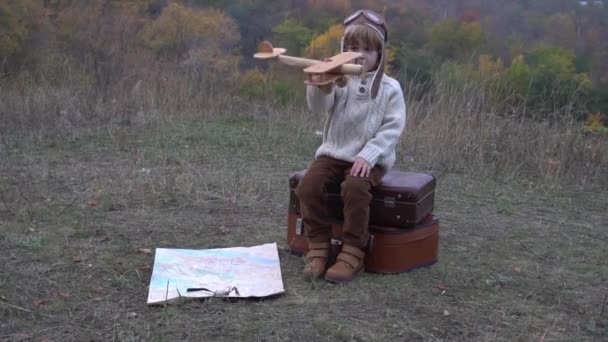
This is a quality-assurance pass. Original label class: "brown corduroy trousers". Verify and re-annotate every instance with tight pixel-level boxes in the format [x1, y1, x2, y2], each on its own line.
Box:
[294, 156, 385, 249]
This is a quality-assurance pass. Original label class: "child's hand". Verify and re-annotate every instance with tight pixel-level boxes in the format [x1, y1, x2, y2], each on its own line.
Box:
[335, 75, 347, 87]
[350, 157, 371, 177]
[312, 75, 347, 94]
[313, 58, 347, 93]
[312, 74, 334, 94]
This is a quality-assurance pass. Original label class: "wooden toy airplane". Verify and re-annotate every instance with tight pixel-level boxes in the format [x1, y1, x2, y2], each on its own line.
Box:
[253, 41, 363, 86]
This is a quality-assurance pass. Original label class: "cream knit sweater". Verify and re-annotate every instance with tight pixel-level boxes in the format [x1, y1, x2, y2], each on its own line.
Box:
[306, 72, 406, 172]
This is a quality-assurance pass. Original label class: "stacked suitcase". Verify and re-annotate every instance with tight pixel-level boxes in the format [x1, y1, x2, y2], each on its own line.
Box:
[286, 169, 439, 273]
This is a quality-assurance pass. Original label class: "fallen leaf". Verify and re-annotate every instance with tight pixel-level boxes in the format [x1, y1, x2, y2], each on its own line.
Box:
[33, 299, 49, 306]
[443, 309, 450, 316]
[137, 248, 152, 255]
[436, 283, 450, 291]
[57, 292, 71, 299]
[513, 266, 522, 273]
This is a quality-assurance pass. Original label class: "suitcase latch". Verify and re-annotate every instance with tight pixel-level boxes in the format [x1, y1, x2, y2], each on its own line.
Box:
[384, 196, 396, 208]
[296, 218, 303, 235]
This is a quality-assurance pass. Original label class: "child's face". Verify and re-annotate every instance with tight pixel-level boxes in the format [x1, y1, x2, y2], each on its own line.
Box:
[346, 43, 379, 73]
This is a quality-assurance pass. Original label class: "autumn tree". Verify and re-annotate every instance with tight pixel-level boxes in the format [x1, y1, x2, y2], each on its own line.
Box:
[305, 24, 344, 59]
[0, 0, 50, 72]
[137, 0, 242, 104]
[272, 18, 314, 56]
[52, 0, 152, 92]
[0, 1, 29, 58]
[478, 54, 504, 78]
[385, 5, 431, 82]
[141, 4, 237, 56]
[191, 0, 296, 68]
[307, 0, 352, 13]
[505, 47, 592, 118]
[429, 19, 486, 62]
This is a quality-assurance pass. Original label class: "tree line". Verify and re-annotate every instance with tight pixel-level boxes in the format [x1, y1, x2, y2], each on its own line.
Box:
[1, 0, 607, 122]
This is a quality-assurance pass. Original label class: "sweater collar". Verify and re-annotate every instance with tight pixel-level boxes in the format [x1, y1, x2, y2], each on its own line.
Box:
[350, 71, 381, 99]
[351, 70, 379, 83]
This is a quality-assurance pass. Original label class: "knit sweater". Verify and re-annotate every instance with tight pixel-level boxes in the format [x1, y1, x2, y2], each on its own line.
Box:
[306, 72, 406, 172]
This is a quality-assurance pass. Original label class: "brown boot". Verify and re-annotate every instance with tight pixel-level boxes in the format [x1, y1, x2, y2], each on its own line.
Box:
[303, 241, 330, 281]
[324, 244, 366, 283]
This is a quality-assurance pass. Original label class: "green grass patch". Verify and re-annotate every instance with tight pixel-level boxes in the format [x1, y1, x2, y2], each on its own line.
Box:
[14, 235, 45, 250]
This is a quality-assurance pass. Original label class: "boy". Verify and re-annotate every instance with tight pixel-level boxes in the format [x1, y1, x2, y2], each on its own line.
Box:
[295, 9, 406, 283]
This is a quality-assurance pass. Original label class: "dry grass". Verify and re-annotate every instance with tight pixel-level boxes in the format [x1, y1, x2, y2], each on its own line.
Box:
[0, 74, 607, 340]
[402, 81, 607, 187]
[2, 71, 605, 188]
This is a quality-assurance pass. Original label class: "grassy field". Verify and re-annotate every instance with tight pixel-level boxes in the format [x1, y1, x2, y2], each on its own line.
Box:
[1, 114, 607, 341]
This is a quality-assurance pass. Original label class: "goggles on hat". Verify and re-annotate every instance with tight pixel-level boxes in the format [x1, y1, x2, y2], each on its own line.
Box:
[343, 10, 388, 41]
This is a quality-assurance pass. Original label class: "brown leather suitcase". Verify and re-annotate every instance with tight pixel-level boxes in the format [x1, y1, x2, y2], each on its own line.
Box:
[289, 169, 436, 228]
[286, 211, 439, 273]
[365, 214, 439, 273]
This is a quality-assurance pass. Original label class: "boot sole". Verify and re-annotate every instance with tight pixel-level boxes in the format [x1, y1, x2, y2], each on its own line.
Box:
[324, 266, 363, 284]
[304, 272, 326, 282]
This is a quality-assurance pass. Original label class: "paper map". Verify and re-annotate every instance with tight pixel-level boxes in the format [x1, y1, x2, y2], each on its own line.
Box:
[147, 243, 284, 305]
